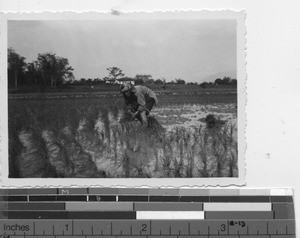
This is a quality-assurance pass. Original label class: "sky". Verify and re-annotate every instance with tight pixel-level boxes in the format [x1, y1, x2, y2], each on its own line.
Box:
[8, 19, 237, 83]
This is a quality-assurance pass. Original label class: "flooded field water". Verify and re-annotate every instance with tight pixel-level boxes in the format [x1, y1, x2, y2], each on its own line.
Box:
[153, 103, 237, 131]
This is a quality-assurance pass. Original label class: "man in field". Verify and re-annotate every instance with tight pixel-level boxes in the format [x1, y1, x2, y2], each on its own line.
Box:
[120, 82, 158, 126]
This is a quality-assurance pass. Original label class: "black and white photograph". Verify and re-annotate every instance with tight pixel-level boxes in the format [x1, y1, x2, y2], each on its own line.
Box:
[1, 12, 246, 186]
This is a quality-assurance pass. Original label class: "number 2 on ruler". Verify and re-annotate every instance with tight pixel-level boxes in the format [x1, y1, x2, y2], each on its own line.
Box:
[141, 224, 147, 232]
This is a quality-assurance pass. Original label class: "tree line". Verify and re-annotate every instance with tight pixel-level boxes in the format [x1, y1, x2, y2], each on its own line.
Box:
[76, 67, 187, 86]
[8, 48, 74, 89]
[7, 49, 186, 89]
[199, 77, 237, 88]
[8, 48, 236, 90]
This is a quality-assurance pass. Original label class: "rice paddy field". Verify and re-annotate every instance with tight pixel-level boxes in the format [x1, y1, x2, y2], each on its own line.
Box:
[8, 86, 238, 178]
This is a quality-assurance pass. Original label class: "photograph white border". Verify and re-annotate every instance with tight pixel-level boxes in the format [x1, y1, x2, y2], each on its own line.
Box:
[0, 10, 246, 188]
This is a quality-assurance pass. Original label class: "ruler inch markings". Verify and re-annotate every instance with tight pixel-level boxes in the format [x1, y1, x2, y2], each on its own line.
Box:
[0, 188, 296, 237]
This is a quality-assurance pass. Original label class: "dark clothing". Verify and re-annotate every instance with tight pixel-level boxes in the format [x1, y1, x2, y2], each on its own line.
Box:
[123, 91, 139, 110]
[145, 97, 156, 115]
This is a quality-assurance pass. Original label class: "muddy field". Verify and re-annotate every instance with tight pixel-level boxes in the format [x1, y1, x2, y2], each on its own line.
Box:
[8, 89, 238, 178]
[153, 103, 237, 131]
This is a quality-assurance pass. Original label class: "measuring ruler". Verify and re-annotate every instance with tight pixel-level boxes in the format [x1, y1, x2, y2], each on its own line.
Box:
[0, 188, 296, 238]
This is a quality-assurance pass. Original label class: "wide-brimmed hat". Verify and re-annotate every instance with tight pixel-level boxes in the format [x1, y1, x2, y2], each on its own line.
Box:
[120, 82, 133, 93]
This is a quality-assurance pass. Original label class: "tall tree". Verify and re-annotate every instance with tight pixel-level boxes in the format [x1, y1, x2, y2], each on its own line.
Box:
[54, 57, 74, 87]
[25, 61, 41, 85]
[37, 53, 74, 88]
[106, 67, 125, 82]
[37, 53, 55, 87]
[7, 48, 26, 89]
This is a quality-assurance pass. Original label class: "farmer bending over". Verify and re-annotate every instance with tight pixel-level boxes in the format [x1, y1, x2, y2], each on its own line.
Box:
[120, 82, 158, 126]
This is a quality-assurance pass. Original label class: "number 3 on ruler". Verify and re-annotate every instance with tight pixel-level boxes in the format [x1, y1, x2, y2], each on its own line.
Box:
[220, 224, 226, 232]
